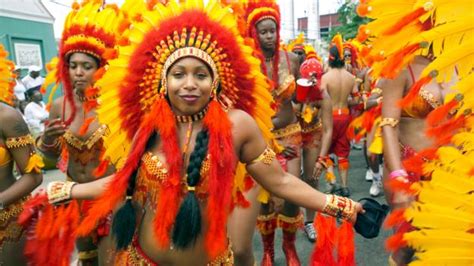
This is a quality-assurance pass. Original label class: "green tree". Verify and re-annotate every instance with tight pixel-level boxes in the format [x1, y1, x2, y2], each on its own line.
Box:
[327, 1, 371, 42]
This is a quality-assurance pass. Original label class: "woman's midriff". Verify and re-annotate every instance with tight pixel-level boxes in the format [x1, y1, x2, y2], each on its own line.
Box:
[137, 204, 211, 265]
[272, 101, 298, 130]
[398, 117, 433, 152]
[67, 159, 114, 183]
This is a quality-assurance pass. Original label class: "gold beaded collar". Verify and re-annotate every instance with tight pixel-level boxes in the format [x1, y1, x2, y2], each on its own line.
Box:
[175, 106, 209, 123]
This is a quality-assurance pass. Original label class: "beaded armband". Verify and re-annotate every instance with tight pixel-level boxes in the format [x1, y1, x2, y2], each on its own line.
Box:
[379, 117, 399, 128]
[47, 181, 77, 204]
[5, 134, 35, 149]
[323, 194, 356, 220]
[248, 147, 276, 165]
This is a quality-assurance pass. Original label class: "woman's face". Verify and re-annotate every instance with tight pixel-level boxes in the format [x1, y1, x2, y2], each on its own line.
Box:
[256, 19, 277, 51]
[68, 52, 99, 91]
[166, 57, 213, 116]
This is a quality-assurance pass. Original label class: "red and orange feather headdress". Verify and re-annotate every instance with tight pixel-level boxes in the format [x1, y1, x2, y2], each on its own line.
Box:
[42, 0, 129, 125]
[76, 0, 275, 259]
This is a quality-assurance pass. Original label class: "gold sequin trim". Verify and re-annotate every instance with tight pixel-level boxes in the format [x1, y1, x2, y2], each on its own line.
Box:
[142, 152, 168, 181]
[5, 134, 34, 149]
[272, 123, 302, 139]
[0, 196, 28, 245]
[301, 121, 322, 134]
[0, 197, 27, 222]
[419, 88, 441, 109]
[248, 147, 276, 166]
[63, 124, 108, 150]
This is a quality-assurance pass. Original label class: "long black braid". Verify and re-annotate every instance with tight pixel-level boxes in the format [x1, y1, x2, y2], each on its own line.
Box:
[172, 129, 209, 249]
[112, 133, 158, 249]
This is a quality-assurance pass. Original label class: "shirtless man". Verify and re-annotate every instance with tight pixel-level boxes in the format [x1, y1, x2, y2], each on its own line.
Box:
[321, 45, 360, 197]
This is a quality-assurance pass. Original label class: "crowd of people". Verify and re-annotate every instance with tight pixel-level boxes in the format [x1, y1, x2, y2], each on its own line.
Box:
[0, 0, 472, 265]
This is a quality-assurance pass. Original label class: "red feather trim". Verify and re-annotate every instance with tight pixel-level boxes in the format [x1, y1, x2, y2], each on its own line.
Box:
[426, 99, 458, 127]
[78, 117, 95, 136]
[93, 158, 110, 178]
[386, 178, 415, 194]
[152, 98, 182, 248]
[381, 43, 421, 78]
[76, 101, 159, 237]
[383, 7, 426, 35]
[426, 116, 465, 146]
[402, 148, 437, 178]
[93, 67, 106, 82]
[20, 195, 80, 266]
[311, 213, 336, 266]
[385, 232, 407, 252]
[337, 221, 356, 266]
[398, 75, 432, 109]
[203, 100, 236, 258]
[383, 209, 406, 229]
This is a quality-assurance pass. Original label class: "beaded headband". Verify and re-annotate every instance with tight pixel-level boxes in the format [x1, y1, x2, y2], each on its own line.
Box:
[161, 47, 219, 94]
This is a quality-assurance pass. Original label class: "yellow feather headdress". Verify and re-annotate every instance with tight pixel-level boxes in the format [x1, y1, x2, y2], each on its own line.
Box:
[0, 45, 15, 106]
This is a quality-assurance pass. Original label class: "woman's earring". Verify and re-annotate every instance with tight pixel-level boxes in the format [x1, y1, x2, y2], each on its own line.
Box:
[160, 79, 167, 97]
[210, 80, 218, 99]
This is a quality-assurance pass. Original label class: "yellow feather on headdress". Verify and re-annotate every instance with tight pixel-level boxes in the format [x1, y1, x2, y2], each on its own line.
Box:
[0, 45, 15, 106]
[287, 32, 305, 52]
[331, 33, 344, 60]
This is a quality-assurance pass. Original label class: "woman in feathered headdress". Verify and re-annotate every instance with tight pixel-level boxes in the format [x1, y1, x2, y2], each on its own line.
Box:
[20, 0, 364, 265]
[358, 0, 473, 264]
[31, 0, 133, 264]
[0, 45, 43, 265]
[243, 1, 305, 264]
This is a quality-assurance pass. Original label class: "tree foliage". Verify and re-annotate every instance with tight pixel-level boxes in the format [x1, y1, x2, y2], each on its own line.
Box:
[327, 1, 371, 41]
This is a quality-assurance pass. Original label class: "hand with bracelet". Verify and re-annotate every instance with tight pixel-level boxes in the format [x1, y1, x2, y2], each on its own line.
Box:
[312, 155, 329, 180]
[40, 118, 67, 152]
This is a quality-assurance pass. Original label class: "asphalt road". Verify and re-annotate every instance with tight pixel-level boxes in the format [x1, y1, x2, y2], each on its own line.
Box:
[40, 147, 390, 266]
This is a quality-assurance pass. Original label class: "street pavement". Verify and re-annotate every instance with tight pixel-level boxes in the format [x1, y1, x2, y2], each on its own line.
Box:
[40, 147, 389, 266]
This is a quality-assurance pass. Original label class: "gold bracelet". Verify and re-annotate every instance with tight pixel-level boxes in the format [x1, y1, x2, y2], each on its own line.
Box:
[371, 87, 382, 95]
[6, 134, 35, 149]
[355, 78, 363, 83]
[322, 194, 356, 220]
[248, 147, 276, 165]
[379, 117, 399, 128]
[47, 181, 77, 204]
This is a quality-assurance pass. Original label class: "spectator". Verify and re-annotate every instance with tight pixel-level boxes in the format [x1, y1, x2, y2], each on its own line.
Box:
[13, 66, 27, 101]
[23, 86, 48, 137]
[21, 65, 45, 90]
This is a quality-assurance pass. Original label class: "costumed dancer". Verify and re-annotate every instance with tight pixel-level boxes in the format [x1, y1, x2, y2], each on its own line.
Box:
[357, 0, 473, 264]
[243, 1, 305, 264]
[291, 43, 333, 243]
[0, 44, 43, 265]
[34, 0, 131, 264]
[323, 34, 361, 197]
[19, 1, 364, 265]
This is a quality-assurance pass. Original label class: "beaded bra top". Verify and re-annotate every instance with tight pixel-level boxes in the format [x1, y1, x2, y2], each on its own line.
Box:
[133, 152, 212, 209]
[62, 124, 108, 166]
